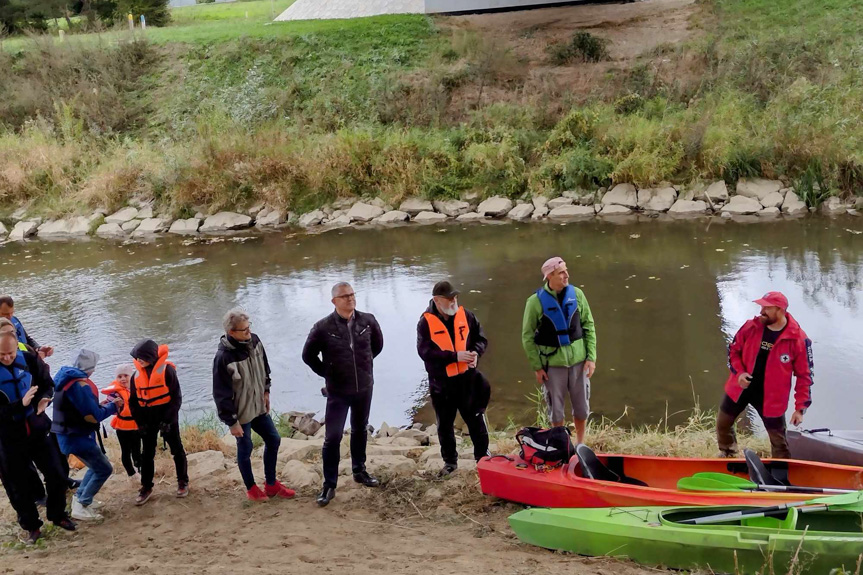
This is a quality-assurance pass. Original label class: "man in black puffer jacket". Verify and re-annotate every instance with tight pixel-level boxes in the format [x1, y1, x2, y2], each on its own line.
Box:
[302, 282, 384, 507]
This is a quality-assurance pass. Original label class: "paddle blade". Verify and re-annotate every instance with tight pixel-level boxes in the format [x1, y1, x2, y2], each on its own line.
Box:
[692, 472, 757, 489]
[808, 490, 863, 508]
[677, 477, 749, 492]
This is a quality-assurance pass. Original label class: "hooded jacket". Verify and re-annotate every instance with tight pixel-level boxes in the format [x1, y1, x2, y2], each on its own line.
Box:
[416, 300, 488, 394]
[302, 310, 383, 396]
[128, 339, 182, 425]
[213, 333, 271, 427]
[50, 366, 118, 437]
[724, 313, 814, 418]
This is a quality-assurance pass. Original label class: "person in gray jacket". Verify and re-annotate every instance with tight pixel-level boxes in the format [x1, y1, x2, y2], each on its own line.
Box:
[213, 308, 295, 501]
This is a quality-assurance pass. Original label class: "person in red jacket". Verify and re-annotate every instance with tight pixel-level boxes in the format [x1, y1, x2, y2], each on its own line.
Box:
[717, 291, 814, 459]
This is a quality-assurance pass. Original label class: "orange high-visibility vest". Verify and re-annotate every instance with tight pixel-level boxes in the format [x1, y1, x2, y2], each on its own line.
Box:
[424, 307, 470, 377]
[132, 345, 174, 408]
[100, 381, 138, 431]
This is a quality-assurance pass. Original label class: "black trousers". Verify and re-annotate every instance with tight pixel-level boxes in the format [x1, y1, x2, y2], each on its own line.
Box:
[116, 429, 142, 476]
[322, 389, 372, 489]
[431, 376, 489, 466]
[0, 431, 68, 531]
[140, 421, 188, 491]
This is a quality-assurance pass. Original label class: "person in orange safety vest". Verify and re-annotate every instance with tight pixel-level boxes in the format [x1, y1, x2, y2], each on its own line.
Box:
[101, 364, 141, 480]
[416, 281, 490, 477]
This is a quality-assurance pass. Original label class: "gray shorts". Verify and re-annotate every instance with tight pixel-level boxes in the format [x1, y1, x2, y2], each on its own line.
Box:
[543, 363, 590, 423]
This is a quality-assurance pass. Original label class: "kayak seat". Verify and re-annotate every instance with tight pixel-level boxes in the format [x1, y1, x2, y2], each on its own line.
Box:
[741, 507, 798, 531]
[744, 449, 788, 486]
[576, 445, 648, 486]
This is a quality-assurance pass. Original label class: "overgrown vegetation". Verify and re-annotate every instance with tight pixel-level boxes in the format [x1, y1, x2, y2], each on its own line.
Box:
[0, 0, 861, 218]
[547, 31, 609, 65]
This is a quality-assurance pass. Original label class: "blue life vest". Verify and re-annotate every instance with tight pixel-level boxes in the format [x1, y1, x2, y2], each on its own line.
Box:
[11, 316, 28, 346]
[534, 285, 583, 348]
[0, 350, 34, 421]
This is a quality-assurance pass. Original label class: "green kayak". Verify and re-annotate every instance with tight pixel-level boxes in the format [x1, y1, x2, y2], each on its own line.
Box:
[509, 505, 863, 574]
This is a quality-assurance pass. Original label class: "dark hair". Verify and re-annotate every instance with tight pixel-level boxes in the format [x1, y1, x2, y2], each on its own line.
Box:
[0, 295, 13, 308]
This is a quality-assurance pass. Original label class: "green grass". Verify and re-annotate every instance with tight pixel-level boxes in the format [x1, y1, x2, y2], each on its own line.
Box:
[0, 0, 860, 217]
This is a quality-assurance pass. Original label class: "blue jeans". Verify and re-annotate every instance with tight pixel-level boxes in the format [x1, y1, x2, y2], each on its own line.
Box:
[61, 434, 113, 506]
[236, 413, 281, 490]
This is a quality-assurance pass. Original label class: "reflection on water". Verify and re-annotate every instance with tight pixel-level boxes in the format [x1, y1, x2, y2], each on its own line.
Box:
[4, 216, 862, 430]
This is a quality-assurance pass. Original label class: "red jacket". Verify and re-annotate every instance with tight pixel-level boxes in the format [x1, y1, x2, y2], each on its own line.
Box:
[724, 313, 814, 417]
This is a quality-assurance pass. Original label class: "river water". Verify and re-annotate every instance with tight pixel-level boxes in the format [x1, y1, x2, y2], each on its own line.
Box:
[5, 216, 863, 431]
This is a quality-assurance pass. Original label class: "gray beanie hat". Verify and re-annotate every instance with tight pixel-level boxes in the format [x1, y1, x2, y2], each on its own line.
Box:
[72, 349, 100, 376]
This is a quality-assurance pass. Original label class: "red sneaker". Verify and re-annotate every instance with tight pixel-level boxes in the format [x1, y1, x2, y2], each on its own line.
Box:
[246, 485, 268, 501]
[265, 481, 296, 499]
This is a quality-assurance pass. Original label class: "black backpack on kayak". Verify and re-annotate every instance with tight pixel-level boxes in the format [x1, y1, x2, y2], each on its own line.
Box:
[516, 426, 575, 469]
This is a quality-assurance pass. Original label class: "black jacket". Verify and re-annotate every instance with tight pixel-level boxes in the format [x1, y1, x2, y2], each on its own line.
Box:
[128, 340, 183, 427]
[213, 333, 271, 427]
[417, 300, 488, 393]
[0, 350, 54, 439]
[302, 310, 384, 396]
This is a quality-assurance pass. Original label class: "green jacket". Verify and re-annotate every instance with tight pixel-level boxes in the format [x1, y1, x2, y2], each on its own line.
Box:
[522, 284, 597, 371]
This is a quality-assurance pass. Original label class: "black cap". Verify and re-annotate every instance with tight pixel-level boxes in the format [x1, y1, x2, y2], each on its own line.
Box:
[432, 281, 460, 298]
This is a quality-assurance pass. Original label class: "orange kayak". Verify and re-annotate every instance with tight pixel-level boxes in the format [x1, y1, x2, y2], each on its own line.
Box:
[477, 453, 863, 508]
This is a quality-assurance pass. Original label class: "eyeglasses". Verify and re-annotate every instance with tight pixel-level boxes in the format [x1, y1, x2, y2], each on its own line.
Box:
[334, 293, 356, 300]
[231, 323, 252, 334]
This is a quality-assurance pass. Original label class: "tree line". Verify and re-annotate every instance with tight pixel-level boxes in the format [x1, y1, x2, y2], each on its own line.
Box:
[1, 0, 170, 34]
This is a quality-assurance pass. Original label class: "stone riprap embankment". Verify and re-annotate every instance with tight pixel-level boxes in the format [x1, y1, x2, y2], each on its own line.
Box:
[3, 179, 860, 242]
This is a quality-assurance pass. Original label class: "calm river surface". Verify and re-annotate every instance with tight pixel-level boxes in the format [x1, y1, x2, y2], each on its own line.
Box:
[5, 216, 863, 431]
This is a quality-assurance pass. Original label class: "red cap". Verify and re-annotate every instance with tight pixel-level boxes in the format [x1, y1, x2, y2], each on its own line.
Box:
[753, 291, 788, 310]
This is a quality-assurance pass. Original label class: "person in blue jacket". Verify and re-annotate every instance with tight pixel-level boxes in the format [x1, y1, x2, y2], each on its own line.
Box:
[0, 333, 75, 544]
[51, 349, 123, 521]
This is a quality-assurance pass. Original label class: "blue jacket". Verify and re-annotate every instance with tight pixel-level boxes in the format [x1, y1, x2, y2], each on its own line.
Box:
[50, 366, 117, 438]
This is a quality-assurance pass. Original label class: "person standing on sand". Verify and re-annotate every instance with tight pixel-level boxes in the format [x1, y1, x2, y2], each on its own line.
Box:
[717, 292, 813, 459]
[101, 364, 142, 480]
[129, 339, 189, 505]
[521, 257, 597, 445]
[0, 295, 54, 359]
[302, 282, 384, 507]
[213, 308, 295, 502]
[416, 281, 491, 477]
[0, 333, 75, 544]
[51, 349, 122, 521]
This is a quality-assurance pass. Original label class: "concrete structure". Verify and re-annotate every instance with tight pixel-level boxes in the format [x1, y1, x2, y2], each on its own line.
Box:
[276, 0, 582, 21]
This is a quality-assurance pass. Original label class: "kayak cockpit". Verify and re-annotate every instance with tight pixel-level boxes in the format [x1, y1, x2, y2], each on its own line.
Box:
[660, 507, 863, 533]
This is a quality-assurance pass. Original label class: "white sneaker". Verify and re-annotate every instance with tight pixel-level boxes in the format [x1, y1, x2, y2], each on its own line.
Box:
[71, 497, 103, 521]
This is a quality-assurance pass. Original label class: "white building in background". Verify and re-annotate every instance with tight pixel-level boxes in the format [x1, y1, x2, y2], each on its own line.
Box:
[275, 0, 583, 21]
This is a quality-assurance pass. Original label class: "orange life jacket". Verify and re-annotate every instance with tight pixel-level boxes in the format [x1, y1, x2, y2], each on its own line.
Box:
[100, 381, 138, 431]
[132, 344, 174, 408]
[424, 307, 470, 377]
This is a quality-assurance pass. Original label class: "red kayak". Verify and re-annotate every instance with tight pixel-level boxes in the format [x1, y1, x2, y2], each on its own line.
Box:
[478, 451, 863, 508]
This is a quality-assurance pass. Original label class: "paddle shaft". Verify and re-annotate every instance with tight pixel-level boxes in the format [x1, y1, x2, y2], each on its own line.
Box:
[683, 503, 828, 526]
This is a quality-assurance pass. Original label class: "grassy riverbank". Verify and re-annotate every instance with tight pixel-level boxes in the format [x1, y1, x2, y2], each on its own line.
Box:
[1, 0, 860, 218]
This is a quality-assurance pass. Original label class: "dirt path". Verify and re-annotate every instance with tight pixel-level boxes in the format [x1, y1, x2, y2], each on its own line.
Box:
[1, 471, 653, 575]
[441, 0, 698, 62]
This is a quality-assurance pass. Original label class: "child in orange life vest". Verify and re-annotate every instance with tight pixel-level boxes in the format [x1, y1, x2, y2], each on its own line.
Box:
[101, 364, 141, 480]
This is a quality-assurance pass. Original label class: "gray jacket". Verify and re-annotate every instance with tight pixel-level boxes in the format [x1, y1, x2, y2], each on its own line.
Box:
[212, 334, 271, 426]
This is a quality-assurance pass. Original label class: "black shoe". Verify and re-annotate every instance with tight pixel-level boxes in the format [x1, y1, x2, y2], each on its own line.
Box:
[316, 486, 336, 507]
[54, 517, 77, 532]
[437, 464, 458, 478]
[34, 497, 47, 507]
[353, 471, 380, 487]
[19, 529, 41, 545]
[67, 478, 82, 491]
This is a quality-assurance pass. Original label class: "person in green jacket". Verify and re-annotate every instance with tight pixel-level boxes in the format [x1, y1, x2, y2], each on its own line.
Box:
[522, 256, 597, 444]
